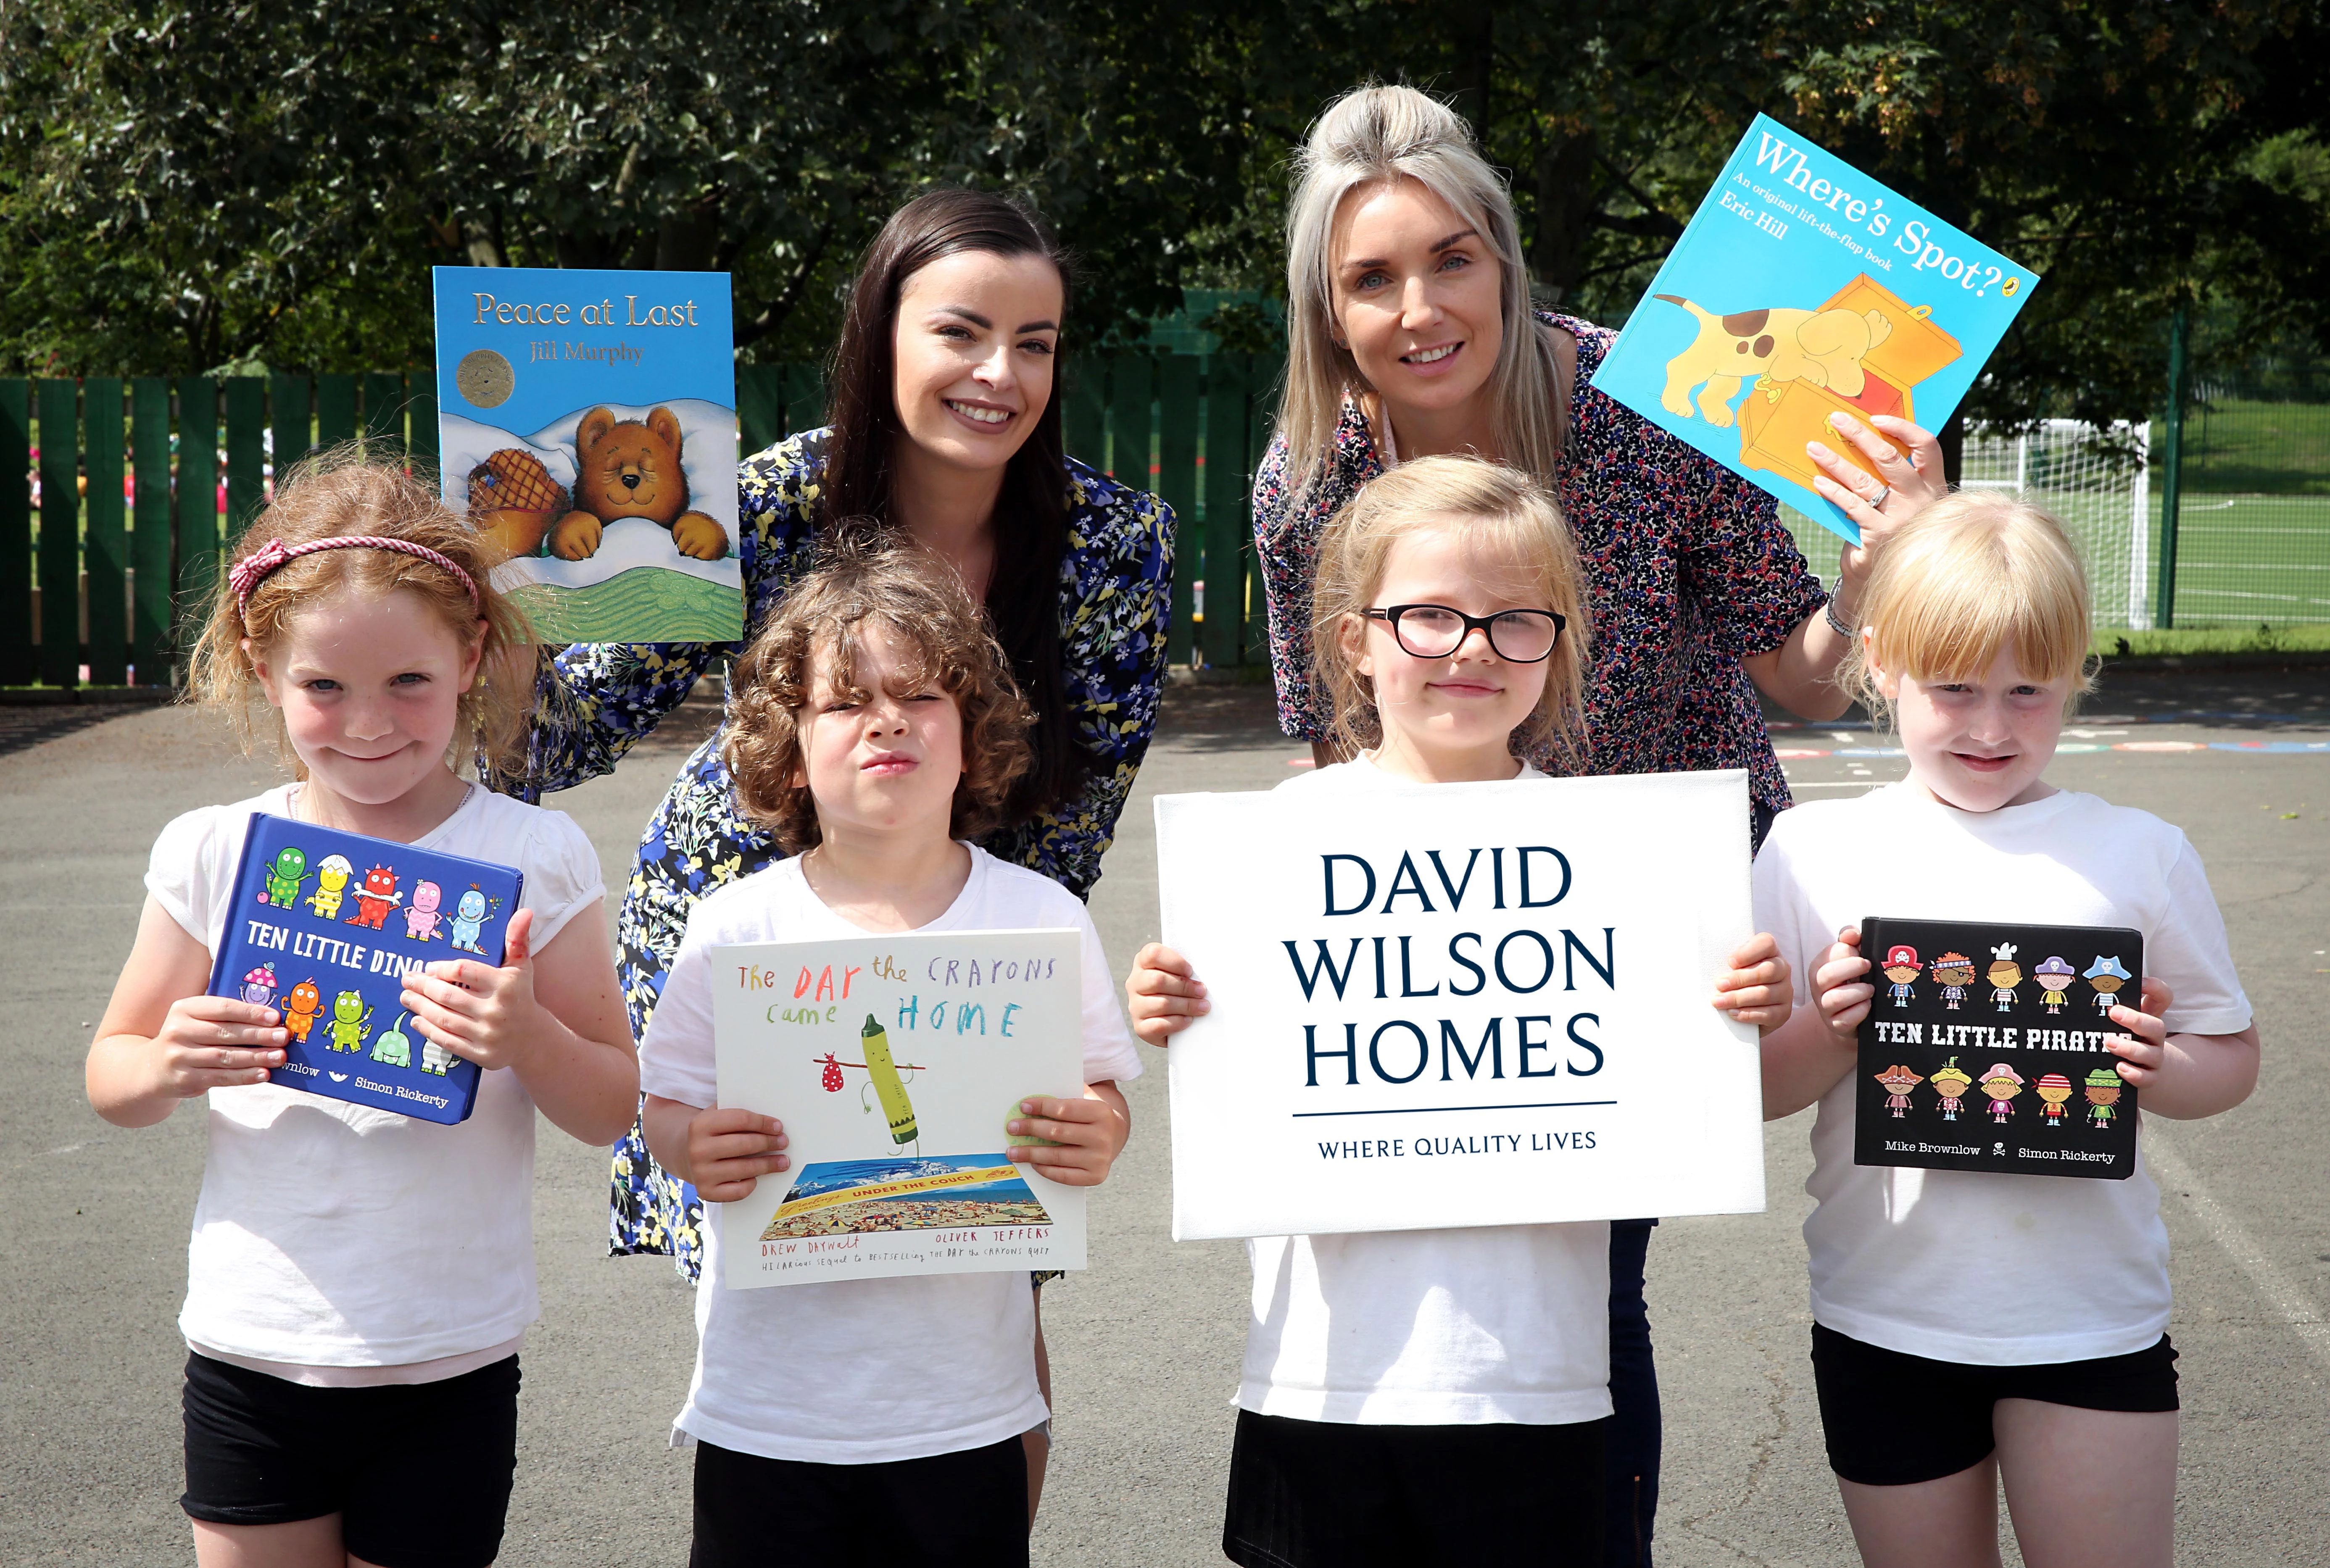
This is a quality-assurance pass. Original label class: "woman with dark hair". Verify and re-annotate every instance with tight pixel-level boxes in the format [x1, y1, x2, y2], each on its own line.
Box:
[505, 189, 1174, 1294]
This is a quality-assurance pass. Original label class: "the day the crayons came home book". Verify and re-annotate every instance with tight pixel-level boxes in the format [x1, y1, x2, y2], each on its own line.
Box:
[433, 266, 743, 643]
[205, 813, 525, 1126]
[1591, 114, 2041, 545]
[1854, 916, 2142, 1181]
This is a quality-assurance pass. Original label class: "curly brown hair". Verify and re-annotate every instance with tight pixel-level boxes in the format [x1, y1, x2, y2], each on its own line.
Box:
[187, 445, 532, 779]
[723, 532, 1036, 854]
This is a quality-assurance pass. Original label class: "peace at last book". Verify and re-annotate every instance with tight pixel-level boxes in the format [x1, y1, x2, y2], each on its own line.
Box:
[433, 265, 743, 644]
[204, 813, 524, 1126]
[1592, 114, 2040, 545]
[1855, 916, 2142, 1181]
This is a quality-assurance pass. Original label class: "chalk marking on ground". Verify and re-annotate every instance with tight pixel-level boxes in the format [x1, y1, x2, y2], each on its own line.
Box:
[2145, 1128, 2330, 1375]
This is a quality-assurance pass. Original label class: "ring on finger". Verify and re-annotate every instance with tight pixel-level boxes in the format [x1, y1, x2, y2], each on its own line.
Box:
[1867, 484, 1892, 509]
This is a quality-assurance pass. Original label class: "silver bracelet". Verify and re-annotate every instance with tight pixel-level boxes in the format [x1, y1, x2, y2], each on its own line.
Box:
[1824, 593, 1857, 639]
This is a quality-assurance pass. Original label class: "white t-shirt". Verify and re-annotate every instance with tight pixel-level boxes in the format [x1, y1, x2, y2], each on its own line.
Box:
[638, 847, 1144, 1465]
[146, 783, 606, 1383]
[1753, 783, 2252, 1365]
[1237, 755, 1614, 1427]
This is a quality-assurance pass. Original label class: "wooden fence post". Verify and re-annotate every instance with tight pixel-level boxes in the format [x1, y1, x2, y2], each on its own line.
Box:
[1244, 351, 1283, 666]
[0, 380, 29, 684]
[363, 371, 404, 453]
[1200, 355, 1250, 668]
[738, 365, 783, 455]
[408, 366, 439, 479]
[131, 378, 173, 684]
[1108, 353, 1153, 486]
[225, 377, 266, 544]
[1155, 355, 1199, 668]
[36, 379, 80, 687]
[84, 378, 128, 684]
[273, 373, 313, 474]
[176, 377, 221, 642]
[1064, 357, 1107, 469]
[316, 374, 358, 450]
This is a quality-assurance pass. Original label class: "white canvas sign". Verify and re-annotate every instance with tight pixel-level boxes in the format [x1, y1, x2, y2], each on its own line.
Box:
[1158, 770, 1766, 1240]
[712, 929, 1086, 1287]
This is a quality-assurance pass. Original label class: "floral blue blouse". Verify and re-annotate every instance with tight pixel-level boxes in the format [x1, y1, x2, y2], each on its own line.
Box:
[504, 429, 1176, 1273]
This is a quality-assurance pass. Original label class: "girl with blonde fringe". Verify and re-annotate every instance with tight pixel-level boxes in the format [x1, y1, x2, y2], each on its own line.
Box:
[1131, 455, 1792, 1567]
[1250, 80, 1947, 1563]
[1755, 492, 2259, 1568]
[87, 453, 636, 1568]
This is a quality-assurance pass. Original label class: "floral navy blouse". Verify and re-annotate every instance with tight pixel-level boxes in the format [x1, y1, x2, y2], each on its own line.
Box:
[506, 429, 1175, 1273]
[1253, 312, 1826, 819]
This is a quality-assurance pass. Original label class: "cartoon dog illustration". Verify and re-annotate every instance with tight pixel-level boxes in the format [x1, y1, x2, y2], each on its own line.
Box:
[1653, 295, 1895, 427]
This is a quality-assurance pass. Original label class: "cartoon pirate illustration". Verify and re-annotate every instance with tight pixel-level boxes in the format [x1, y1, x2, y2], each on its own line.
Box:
[2085, 954, 2133, 1016]
[1979, 1061, 2025, 1122]
[1874, 1063, 1924, 1118]
[345, 864, 402, 930]
[306, 854, 354, 921]
[2034, 1072, 2074, 1127]
[259, 845, 307, 908]
[1929, 1058, 1974, 1120]
[237, 961, 279, 1010]
[282, 978, 322, 1044]
[1986, 943, 2022, 1013]
[1932, 952, 1976, 1010]
[1881, 945, 1924, 1008]
[2083, 1066, 2124, 1129]
[403, 880, 447, 942]
[2034, 955, 2076, 1014]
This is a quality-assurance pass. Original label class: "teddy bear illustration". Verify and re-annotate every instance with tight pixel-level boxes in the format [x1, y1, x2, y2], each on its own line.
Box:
[1653, 295, 1895, 427]
[549, 406, 728, 563]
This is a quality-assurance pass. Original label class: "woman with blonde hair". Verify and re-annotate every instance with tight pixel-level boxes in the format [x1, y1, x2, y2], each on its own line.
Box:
[1251, 82, 1945, 1565]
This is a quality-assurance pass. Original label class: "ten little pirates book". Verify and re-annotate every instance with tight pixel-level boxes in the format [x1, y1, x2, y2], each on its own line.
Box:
[205, 813, 525, 1126]
[712, 930, 1089, 1289]
[1855, 916, 2142, 1181]
[433, 266, 743, 643]
[1591, 114, 2040, 545]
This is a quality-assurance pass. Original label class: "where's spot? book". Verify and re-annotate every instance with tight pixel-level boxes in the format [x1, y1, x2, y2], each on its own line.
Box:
[1855, 916, 2141, 1181]
[204, 812, 524, 1126]
[433, 265, 743, 644]
[1590, 114, 2040, 545]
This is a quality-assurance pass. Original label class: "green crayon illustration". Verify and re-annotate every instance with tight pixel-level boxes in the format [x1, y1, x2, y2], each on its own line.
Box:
[861, 1013, 919, 1146]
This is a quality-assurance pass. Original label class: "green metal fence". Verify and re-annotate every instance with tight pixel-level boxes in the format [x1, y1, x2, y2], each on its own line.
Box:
[2, 353, 1281, 689]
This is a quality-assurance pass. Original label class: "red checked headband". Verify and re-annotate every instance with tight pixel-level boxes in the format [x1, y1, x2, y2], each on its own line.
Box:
[229, 535, 482, 620]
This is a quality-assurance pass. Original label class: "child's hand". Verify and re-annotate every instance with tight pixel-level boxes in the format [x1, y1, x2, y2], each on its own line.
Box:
[687, 1108, 790, 1202]
[1713, 932, 1793, 1031]
[1006, 1086, 1130, 1187]
[2103, 976, 2175, 1088]
[150, 994, 288, 1097]
[1125, 943, 1207, 1047]
[1811, 925, 1874, 1045]
[400, 907, 551, 1072]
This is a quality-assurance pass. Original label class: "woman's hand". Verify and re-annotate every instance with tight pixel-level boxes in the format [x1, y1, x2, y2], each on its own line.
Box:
[1713, 933, 1793, 1031]
[1125, 943, 1208, 1047]
[1006, 1082, 1131, 1187]
[1807, 411, 1948, 595]
[400, 907, 552, 1073]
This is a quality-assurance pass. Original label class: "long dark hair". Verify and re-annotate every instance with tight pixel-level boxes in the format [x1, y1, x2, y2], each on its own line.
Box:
[819, 188, 1086, 821]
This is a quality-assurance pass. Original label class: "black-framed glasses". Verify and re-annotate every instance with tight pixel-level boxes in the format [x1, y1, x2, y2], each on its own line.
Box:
[1362, 603, 1567, 663]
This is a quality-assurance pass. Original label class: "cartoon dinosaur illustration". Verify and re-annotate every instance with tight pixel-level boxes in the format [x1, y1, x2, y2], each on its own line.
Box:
[306, 855, 354, 921]
[326, 990, 374, 1053]
[282, 979, 323, 1045]
[260, 846, 308, 908]
[421, 1035, 459, 1076]
[345, 865, 402, 930]
[449, 886, 504, 955]
[237, 961, 279, 1010]
[369, 1011, 413, 1068]
[402, 880, 446, 942]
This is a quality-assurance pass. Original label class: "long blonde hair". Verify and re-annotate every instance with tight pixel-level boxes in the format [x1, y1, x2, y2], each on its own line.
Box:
[1844, 491, 2098, 721]
[1313, 455, 1589, 763]
[1281, 84, 1567, 494]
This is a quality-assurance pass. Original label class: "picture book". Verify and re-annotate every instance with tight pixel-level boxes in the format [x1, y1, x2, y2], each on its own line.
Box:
[1590, 114, 2041, 544]
[1855, 916, 2142, 1181]
[205, 812, 524, 1126]
[432, 266, 743, 643]
[712, 930, 1089, 1289]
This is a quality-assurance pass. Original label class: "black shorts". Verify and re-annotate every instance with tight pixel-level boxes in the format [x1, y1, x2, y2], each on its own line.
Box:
[689, 1434, 1028, 1568]
[1810, 1323, 2179, 1486]
[1223, 1408, 1606, 1568]
[181, 1350, 519, 1568]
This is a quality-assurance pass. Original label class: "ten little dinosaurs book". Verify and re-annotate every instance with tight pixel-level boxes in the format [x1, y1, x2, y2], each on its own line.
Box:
[711, 930, 1088, 1289]
[432, 266, 743, 643]
[1854, 916, 2143, 1181]
[1591, 115, 2040, 545]
[203, 813, 525, 1126]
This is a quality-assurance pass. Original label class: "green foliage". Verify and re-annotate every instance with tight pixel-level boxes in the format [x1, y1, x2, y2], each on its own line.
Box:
[2, 0, 2321, 436]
